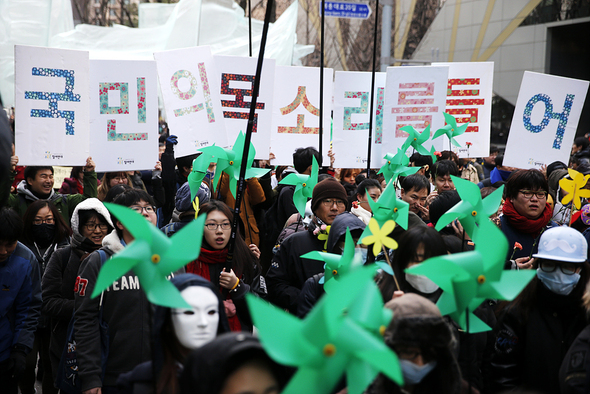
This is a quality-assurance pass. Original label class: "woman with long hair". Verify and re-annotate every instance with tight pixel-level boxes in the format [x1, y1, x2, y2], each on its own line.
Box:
[187, 200, 265, 332]
[41, 198, 113, 387]
[19, 200, 72, 394]
[97, 171, 133, 201]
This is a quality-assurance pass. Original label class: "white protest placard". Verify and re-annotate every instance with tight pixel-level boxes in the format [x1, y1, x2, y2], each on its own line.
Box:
[332, 71, 386, 168]
[504, 72, 589, 169]
[89, 60, 158, 172]
[15, 45, 90, 165]
[382, 65, 449, 156]
[270, 66, 333, 165]
[434, 62, 494, 158]
[214, 55, 275, 159]
[154, 46, 228, 157]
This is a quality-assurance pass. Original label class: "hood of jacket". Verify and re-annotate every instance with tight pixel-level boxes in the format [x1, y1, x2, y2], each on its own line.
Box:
[152, 273, 231, 379]
[548, 168, 568, 202]
[70, 198, 114, 235]
[17, 179, 56, 202]
[102, 230, 125, 254]
[326, 212, 366, 253]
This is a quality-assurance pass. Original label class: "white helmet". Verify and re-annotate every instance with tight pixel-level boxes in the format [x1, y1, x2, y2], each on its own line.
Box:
[533, 226, 588, 263]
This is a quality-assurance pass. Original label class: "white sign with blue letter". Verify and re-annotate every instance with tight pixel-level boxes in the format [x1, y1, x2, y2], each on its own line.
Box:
[321, 1, 371, 19]
[504, 71, 589, 169]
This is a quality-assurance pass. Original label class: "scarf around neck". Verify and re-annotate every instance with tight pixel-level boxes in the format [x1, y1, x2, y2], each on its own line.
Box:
[502, 197, 552, 235]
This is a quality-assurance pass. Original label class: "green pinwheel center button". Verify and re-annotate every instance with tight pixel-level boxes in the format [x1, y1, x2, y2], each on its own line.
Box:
[151, 254, 161, 264]
[393, 208, 398, 212]
[388, 161, 391, 164]
[323, 343, 336, 357]
[332, 269, 338, 276]
[413, 138, 417, 141]
[379, 325, 386, 336]
[302, 183, 306, 187]
[229, 161, 234, 165]
[477, 275, 486, 284]
[472, 210, 477, 216]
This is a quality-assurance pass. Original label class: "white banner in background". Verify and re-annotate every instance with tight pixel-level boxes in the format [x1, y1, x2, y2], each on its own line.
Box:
[270, 66, 333, 166]
[15, 45, 90, 166]
[214, 55, 276, 159]
[89, 60, 159, 172]
[382, 66, 449, 156]
[434, 62, 493, 158]
[504, 71, 589, 170]
[333, 71, 386, 169]
[154, 46, 228, 157]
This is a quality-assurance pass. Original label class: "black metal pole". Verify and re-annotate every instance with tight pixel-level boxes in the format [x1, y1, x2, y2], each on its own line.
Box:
[367, 0, 379, 175]
[319, 0, 325, 158]
[225, 0, 274, 269]
[248, 0, 252, 57]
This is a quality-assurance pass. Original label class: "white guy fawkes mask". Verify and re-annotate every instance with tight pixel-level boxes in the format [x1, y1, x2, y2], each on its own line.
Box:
[171, 286, 220, 349]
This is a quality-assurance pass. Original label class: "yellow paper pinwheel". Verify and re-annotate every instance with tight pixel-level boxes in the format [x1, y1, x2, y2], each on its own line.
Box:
[560, 168, 590, 210]
[361, 218, 398, 256]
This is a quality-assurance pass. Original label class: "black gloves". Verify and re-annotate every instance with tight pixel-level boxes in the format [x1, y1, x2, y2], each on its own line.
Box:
[8, 348, 27, 379]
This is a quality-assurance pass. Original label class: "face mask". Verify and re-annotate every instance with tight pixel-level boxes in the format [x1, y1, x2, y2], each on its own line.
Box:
[537, 268, 580, 296]
[400, 359, 437, 385]
[32, 223, 55, 247]
[172, 286, 220, 350]
[355, 248, 368, 264]
[405, 273, 439, 294]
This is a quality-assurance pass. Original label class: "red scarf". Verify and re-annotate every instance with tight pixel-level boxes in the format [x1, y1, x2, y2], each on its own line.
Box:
[186, 248, 241, 332]
[502, 198, 552, 236]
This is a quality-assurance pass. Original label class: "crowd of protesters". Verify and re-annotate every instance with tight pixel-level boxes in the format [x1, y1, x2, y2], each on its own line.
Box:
[3, 103, 590, 394]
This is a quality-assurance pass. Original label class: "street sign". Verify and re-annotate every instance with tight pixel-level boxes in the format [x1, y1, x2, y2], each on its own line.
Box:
[321, 1, 372, 19]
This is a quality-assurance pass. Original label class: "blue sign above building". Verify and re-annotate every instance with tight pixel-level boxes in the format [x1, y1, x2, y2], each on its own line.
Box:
[321, 1, 372, 19]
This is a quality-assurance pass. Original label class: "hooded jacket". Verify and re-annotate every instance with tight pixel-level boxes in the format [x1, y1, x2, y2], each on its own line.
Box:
[116, 274, 231, 394]
[296, 212, 366, 317]
[367, 293, 462, 394]
[266, 220, 326, 313]
[74, 230, 151, 391]
[42, 198, 113, 379]
[7, 170, 97, 223]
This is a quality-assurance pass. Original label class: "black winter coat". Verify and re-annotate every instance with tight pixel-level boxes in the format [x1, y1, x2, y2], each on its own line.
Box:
[266, 221, 325, 313]
[486, 280, 587, 394]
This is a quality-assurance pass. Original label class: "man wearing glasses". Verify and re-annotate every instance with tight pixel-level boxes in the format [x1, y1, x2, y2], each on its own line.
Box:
[501, 169, 555, 269]
[266, 178, 348, 314]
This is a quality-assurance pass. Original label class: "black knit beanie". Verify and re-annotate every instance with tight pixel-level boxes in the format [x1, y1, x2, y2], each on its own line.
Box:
[311, 178, 348, 213]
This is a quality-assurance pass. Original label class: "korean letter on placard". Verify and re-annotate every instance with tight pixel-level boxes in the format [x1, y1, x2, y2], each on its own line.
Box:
[382, 66, 449, 156]
[504, 72, 589, 169]
[214, 55, 275, 159]
[332, 71, 386, 168]
[15, 45, 90, 165]
[154, 46, 228, 157]
[270, 66, 333, 165]
[89, 60, 158, 172]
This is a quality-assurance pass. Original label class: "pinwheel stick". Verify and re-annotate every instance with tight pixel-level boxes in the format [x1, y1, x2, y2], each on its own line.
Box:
[382, 245, 400, 291]
[366, 0, 379, 175]
[226, 0, 274, 270]
[569, 189, 576, 227]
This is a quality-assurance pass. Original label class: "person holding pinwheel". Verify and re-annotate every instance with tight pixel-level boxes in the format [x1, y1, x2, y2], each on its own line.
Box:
[487, 226, 590, 393]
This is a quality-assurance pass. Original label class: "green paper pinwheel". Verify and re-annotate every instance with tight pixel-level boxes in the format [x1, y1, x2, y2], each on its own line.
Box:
[90, 203, 207, 309]
[432, 112, 468, 148]
[435, 175, 504, 241]
[400, 124, 431, 156]
[189, 132, 269, 200]
[361, 218, 398, 257]
[246, 266, 403, 394]
[279, 156, 319, 217]
[360, 180, 410, 238]
[302, 229, 363, 293]
[560, 168, 590, 210]
[378, 149, 420, 184]
[187, 145, 228, 202]
[406, 223, 535, 333]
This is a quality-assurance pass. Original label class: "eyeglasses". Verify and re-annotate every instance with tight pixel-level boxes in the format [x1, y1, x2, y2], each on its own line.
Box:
[519, 190, 547, 199]
[84, 223, 109, 232]
[130, 205, 156, 214]
[205, 222, 231, 231]
[321, 199, 346, 208]
[33, 217, 54, 225]
[539, 260, 579, 275]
